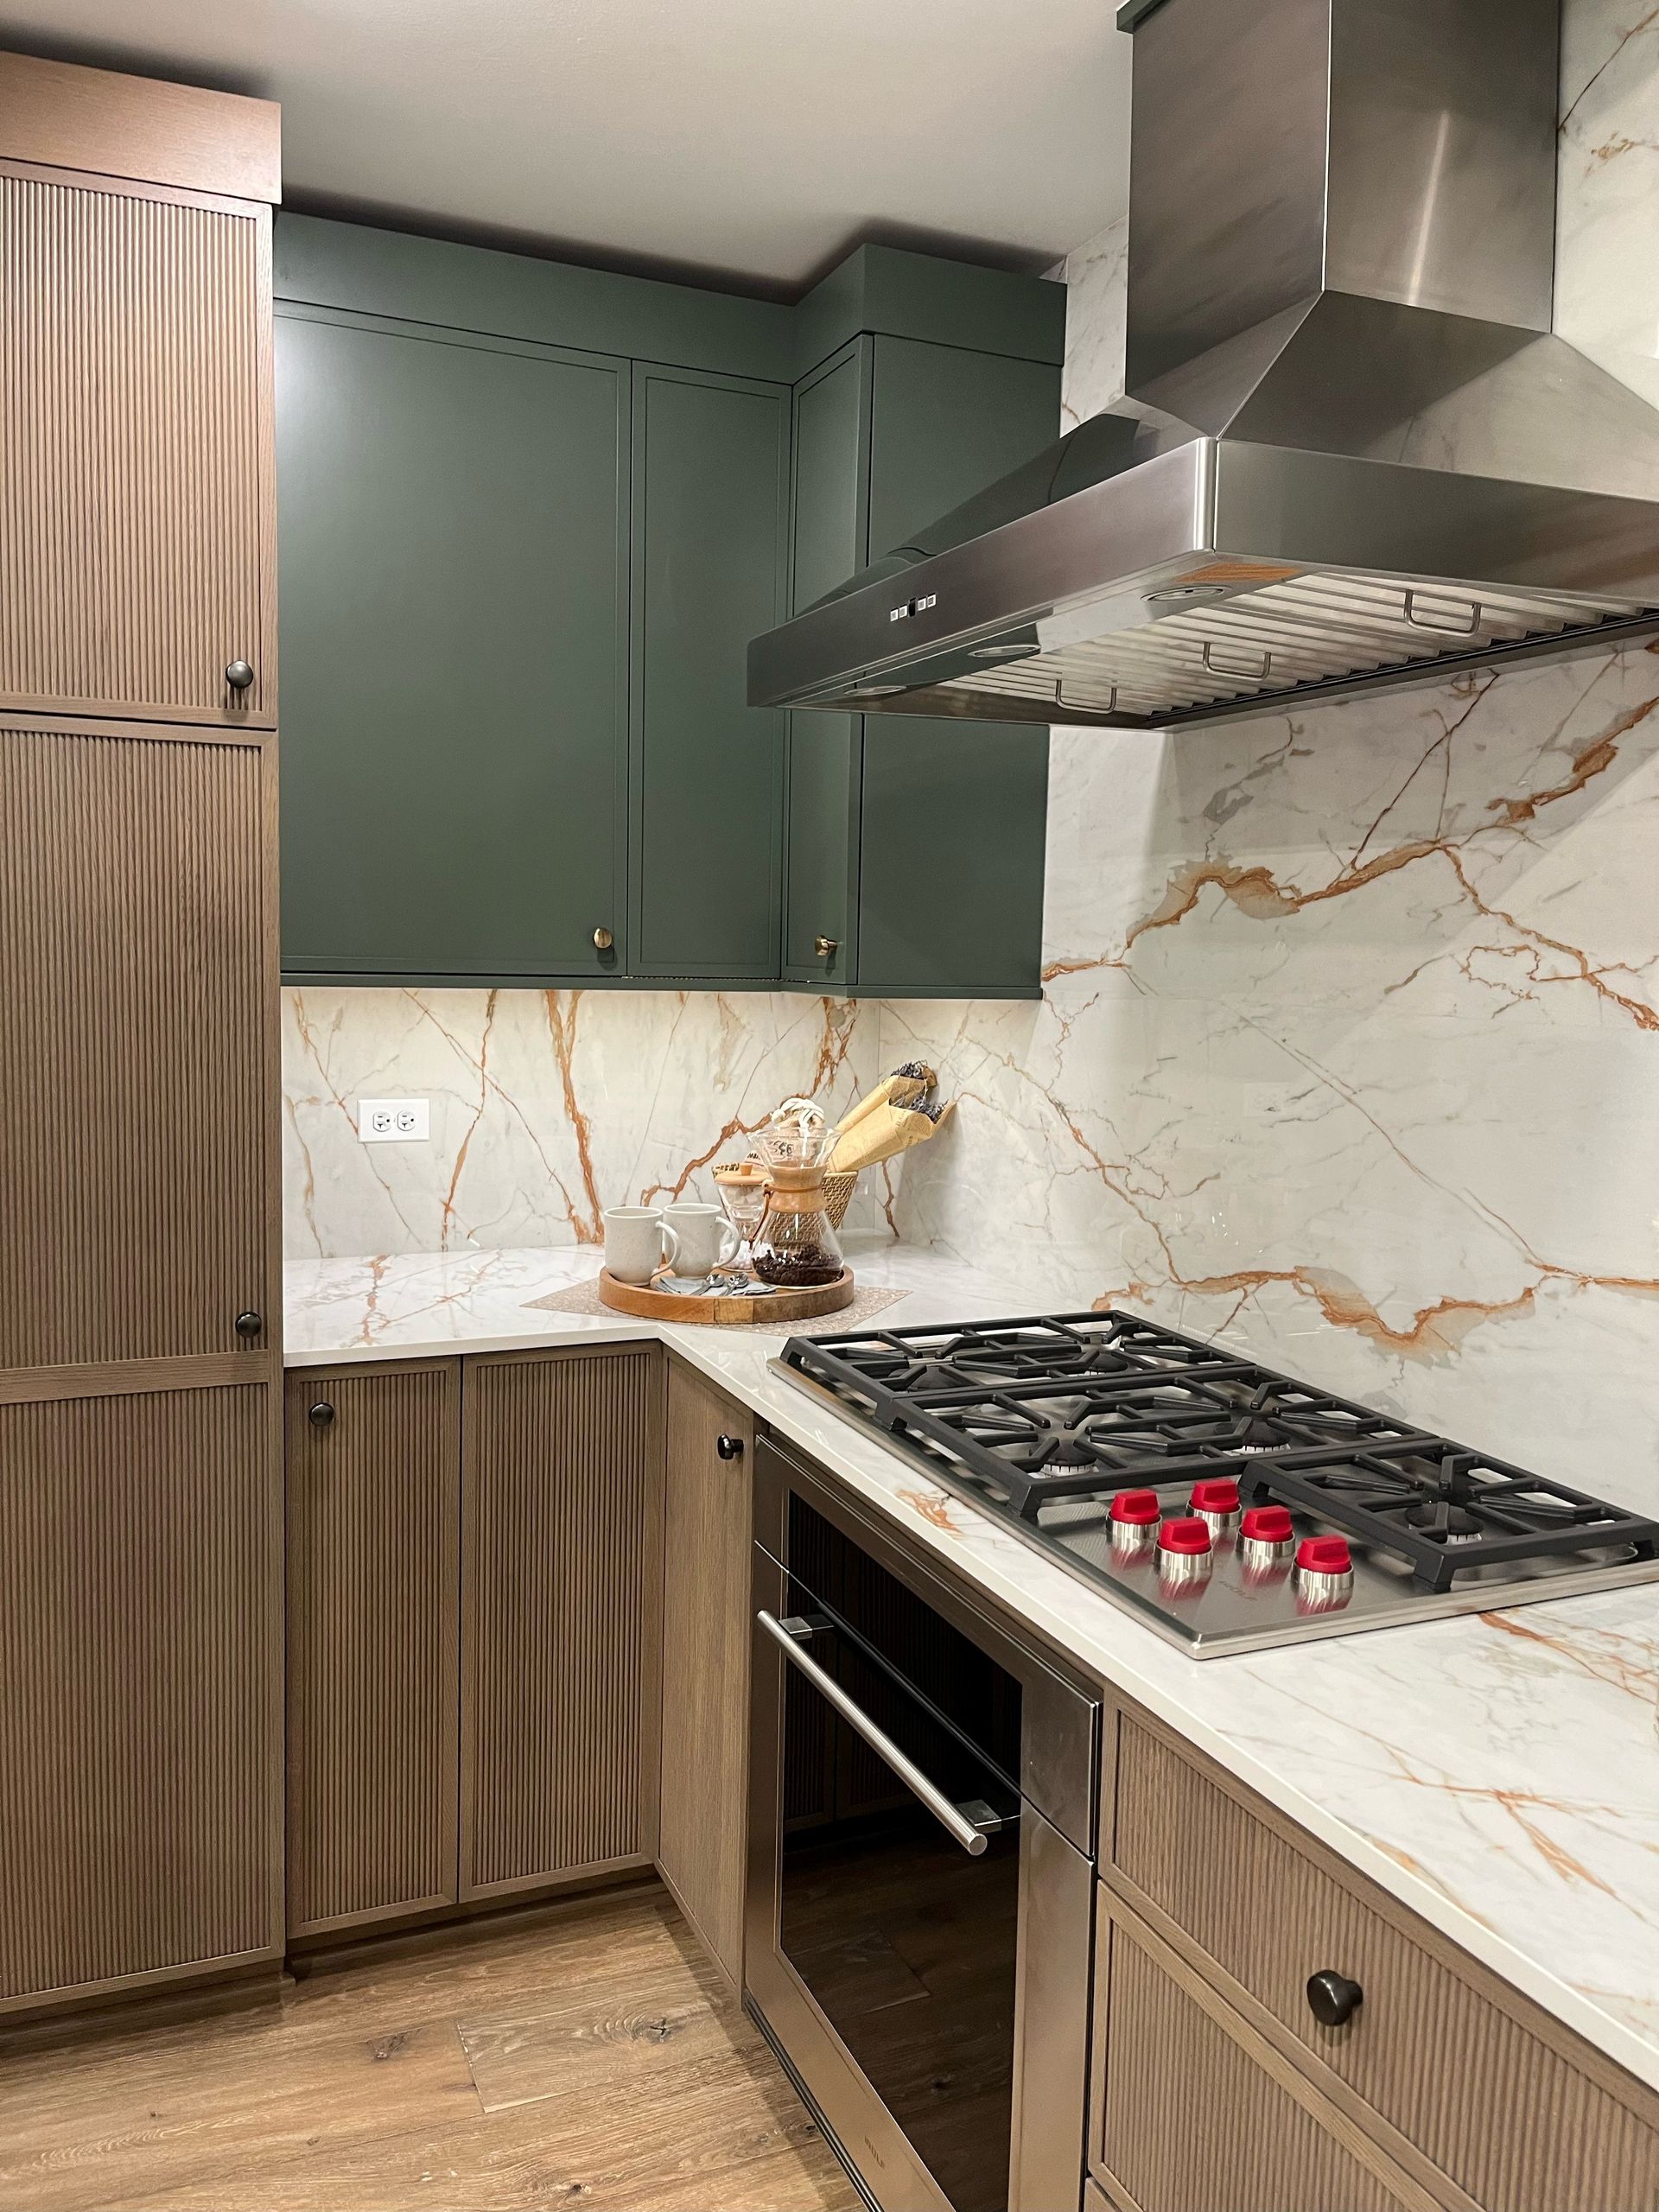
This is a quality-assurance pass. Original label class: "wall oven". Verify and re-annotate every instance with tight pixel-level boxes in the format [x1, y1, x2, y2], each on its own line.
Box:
[746, 1436, 1100, 2212]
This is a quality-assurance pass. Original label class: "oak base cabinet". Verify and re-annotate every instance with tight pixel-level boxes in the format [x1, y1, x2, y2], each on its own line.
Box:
[657, 1362, 754, 1987]
[1096, 1702, 1659, 2212]
[284, 1362, 461, 1938]
[283, 1348, 665, 1940]
[1093, 1900, 1422, 2212]
[0, 1385, 282, 2012]
[461, 1346, 664, 1898]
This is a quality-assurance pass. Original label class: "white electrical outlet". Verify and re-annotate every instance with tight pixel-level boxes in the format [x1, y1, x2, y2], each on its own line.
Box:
[358, 1097, 430, 1143]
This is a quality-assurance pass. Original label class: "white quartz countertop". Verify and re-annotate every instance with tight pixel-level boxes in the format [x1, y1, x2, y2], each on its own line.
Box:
[286, 1239, 1659, 2094]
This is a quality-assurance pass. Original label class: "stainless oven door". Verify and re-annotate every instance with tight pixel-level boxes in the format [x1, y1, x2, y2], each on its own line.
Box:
[747, 1438, 1097, 2212]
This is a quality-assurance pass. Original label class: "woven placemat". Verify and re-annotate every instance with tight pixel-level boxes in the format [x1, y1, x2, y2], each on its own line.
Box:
[524, 1274, 908, 1335]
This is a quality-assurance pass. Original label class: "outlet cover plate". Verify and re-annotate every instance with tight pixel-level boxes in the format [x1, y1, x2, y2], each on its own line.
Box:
[358, 1097, 430, 1143]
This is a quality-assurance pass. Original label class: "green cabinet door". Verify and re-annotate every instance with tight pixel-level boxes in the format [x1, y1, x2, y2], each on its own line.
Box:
[862, 334, 1059, 997]
[276, 308, 629, 981]
[784, 332, 1060, 999]
[856, 719, 1050, 995]
[630, 365, 790, 980]
[866, 335, 1064, 557]
[784, 343, 869, 988]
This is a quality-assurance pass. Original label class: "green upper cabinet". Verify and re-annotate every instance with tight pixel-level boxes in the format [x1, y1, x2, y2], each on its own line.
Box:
[783, 332, 1061, 998]
[629, 366, 790, 980]
[273, 217, 1062, 994]
[791, 348, 868, 613]
[782, 346, 869, 989]
[276, 308, 629, 982]
[865, 336, 1065, 558]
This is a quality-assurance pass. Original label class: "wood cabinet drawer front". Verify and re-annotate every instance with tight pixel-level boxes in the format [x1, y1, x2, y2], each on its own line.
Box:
[1096, 1910, 1410, 2212]
[1112, 1719, 1659, 2212]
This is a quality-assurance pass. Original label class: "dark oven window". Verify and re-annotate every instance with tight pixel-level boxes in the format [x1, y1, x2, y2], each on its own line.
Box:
[779, 1499, 1025, 2212]
[785, 1496, 1022, 1781]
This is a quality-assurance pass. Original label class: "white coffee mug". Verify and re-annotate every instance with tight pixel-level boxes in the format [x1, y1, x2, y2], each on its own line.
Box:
[660, 1201, 740, 1278]
[603, 1206, 671, 1286]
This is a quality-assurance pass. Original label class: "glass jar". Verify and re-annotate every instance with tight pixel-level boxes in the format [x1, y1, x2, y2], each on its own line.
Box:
[750, 1163, 845, 1287]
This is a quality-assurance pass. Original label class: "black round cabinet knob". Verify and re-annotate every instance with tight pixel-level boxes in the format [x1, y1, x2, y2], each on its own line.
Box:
[715, 1433, 744, 1461]
[225, 659, 255, 692]
[308, 1402, 335, 1430]
[234, 1310, 264, 1339]
[1306, 1969, 1363, 2029]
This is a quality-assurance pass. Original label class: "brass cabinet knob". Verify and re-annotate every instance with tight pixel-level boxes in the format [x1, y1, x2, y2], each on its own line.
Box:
[593, 926, 614, 951]
[814, 935, 839, 960]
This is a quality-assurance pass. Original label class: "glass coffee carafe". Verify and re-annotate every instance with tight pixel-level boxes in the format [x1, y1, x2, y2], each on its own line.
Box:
[750, 1098, 844, 1287]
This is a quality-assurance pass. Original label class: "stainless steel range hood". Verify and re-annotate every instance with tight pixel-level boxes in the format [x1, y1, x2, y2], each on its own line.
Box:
[749, 0, 1659, 731]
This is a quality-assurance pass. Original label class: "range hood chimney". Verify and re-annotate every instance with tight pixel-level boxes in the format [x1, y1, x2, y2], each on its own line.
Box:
[749, 0, 1659, 730]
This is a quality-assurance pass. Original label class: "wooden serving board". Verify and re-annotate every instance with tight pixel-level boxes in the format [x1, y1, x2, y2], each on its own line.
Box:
[597, 1267, 855, 1326]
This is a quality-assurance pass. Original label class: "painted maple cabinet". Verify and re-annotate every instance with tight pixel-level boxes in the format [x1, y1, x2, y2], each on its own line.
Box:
[627, 366, 790, 980]
[276, 310, 631, 982]
[273, 217, 1064, 992]
[783, 334, 1057, 998]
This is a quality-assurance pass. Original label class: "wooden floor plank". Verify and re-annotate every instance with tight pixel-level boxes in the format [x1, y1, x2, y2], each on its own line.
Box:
[0, 2017, 481, 2209]
[0, 1886, 859, 2212]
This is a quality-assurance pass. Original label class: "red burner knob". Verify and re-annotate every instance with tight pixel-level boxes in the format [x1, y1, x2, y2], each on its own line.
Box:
[1190, 1479, 1241, 1516]
[1242, 1505, 1294, 1544]
[1297, 1535, 1352, 1575]
[1110, 1490, 1162, 1528]
[1158, 1516, 1213, 1556]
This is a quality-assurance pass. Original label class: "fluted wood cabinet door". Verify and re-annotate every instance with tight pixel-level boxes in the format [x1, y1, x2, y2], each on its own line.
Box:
[658, 1362, 753, 1987]
[285, 1362, 461, 1938]
[461, 1346, 664, 1899]
[0, 716, 276, 1385]
[0, 160, 275, 726]
[1093, 1903, 1422, 2212]
[1108, 1712, 1659, 2212]
[0, 1383, 282, 2011]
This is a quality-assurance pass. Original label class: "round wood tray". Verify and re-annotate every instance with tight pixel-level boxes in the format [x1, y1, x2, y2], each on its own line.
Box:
[597, 1266, 855, 1326]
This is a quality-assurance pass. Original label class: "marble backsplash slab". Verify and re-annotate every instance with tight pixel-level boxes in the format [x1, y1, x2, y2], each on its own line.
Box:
[282, 987, 882, 1260]
[877, 636, 1659, 1511]
[1558, 0, 1659, 410]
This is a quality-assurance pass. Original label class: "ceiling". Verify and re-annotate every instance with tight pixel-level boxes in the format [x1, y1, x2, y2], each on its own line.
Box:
[2, 0, 1134, 296]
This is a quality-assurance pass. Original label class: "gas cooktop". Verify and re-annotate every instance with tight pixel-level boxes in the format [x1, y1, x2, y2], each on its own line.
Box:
[777, 1312, 1659, 1656]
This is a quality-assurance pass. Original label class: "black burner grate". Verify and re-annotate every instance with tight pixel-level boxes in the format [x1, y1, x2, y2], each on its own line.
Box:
[783, 1311, 1659, 1594]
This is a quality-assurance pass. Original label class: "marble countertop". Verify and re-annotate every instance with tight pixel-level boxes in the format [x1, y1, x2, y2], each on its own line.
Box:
[286, 1238, 1659, 2094]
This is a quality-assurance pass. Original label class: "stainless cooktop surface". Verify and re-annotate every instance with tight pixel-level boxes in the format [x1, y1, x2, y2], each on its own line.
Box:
[777, 1312, 1659, 1656]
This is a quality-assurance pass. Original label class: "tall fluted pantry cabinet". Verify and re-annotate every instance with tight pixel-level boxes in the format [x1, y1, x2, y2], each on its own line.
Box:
[0, 54, 284, 2015]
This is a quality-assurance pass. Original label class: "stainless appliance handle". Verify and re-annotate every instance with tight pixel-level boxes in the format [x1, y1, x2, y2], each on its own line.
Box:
[758, 1609, 993, 1857]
